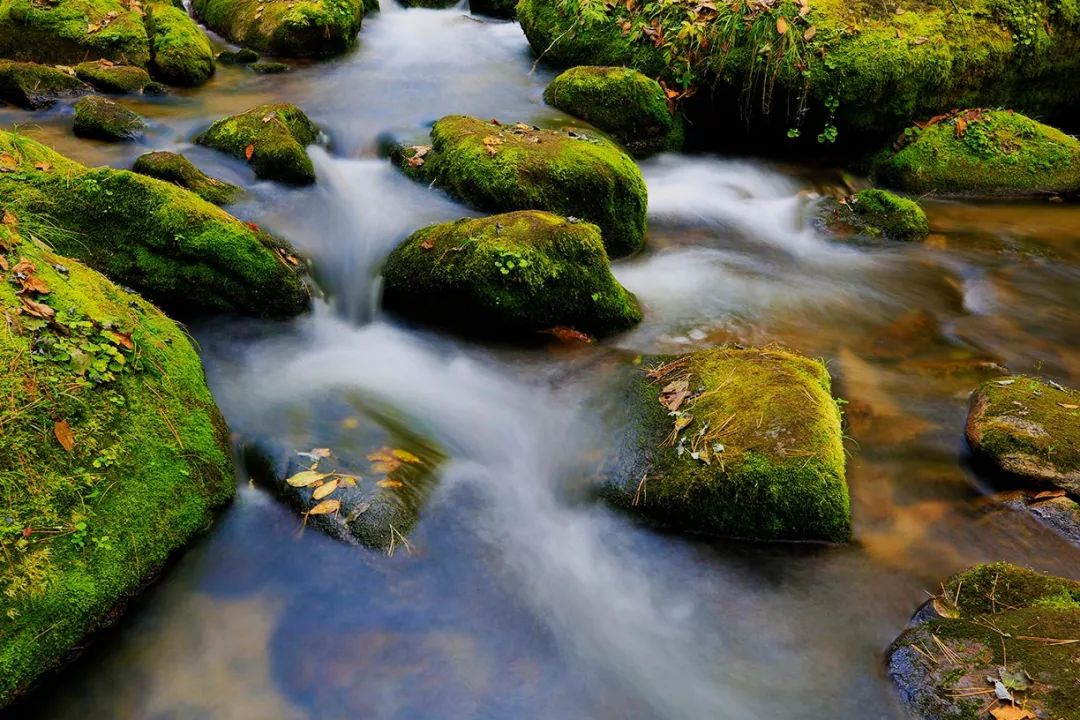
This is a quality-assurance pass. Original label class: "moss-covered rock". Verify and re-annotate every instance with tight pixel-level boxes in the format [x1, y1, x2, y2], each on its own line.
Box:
[873, 110, 1080, 196]
[74, 60, 153, 93]
[217, 47, 260, 64]
[0, 60, 90, 109]
[0, 0, 151, 68]
[394, 116, 647, 258]
[604, 346, 851, 542]
[132, 151, 242, 206]
[381, 211, 642, 339]
[145, 2, 216, 87]
[469, 0, 517, 19]
[543, 65, 682, 157]
[72, 96, 145, 141]
[0, 130, 309, 317]
[196, 103, 319, 185]
[250, 60, 288, 74]
[191, 0, 364, 57]
[399, 0, 457, 6]
[966, 375, 1079, 495]
[0, 220, 234, 707]
[822, 188, 929, 242]
[888, 563, 1080, 720]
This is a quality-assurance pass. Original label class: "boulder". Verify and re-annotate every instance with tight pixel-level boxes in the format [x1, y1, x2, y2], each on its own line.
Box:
[0, 130, 309, 317]
[216, 47, 260, 65]
[604, 346, 851, 542]
[196, 103, 319, 185]
[132, 151, 242, 206]
[394, 115, 648, 258]
[381, 211, 642, 339]
[822, 188, 929, 242]
[250, 61, 288, 74]
[72, 96, 145, 141]
[543, 65, 682, 156]
[469, 0, 516, 19]
[0, 60, 90, 109]
[145, 2, 216, 87]
[74, 60, 153, 94]
[191, 0, 364, 57]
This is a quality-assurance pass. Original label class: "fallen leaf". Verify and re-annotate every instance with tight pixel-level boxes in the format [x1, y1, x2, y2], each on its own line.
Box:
[420, 237, 435, 250]
[307, 498, 341, 515]
[377, 478, 403, 489]
[337, 474, 359, 488]
[955, 116, 968, 138]
[312, 478, 338, 500]
[1058, 403, 1078, 410]
[0, 153, 17, 172]
[661, 379, 689, 394]
[776, 16, 789, 34]
[998, 667, 1033, 692]
[392, 448, 421, 464]
[286, 469, 331, 487]
[672, 413, 693, 433]
[244, 144, 255, 161]
[20, 297, 54, 319]
[34, 161, 51, 172]
[803, 25, 816, 41]
[990, 706, 1035, 720]
[663, 390, 691, 412]
[0, 256, 7, 271]
[1032, 489, 1067, 501]
[2, 209, 16, 226]
[54, 419, 75, 451]
[995, 379, 1016, 386]
[541, 326, 592, 344]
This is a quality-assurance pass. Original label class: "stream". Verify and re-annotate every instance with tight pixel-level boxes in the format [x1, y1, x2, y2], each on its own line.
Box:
[4, 4, 1080, 719]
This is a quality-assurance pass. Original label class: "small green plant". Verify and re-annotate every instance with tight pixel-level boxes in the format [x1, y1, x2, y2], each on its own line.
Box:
[70, 521, 88, 550]
[493, 249, 530, 276]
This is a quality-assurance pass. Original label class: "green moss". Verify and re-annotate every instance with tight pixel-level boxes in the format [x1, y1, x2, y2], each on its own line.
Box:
[132, 151, 242, 206]
[469, 0, 516, 18]
[0, 0, 150, 68]
[608, 346, 851, 542]
[191, 0, 364, 57]
[196, 103, 318, 185]
[0, 130, 309, 318]
[0, 60, 90, 110]
[217, 47, 260, 64]
[395, 115, 648, 258]
[250, 61, 289, 73]
[543, 66, 683, 157]
[381, 210, 642, 339]
[72, 96, 145, 141]
[74, 61, 152, 93]
[399, 0, 457, 6]
[0, 225, 234, 707]
[145, 2, 215, 87]
[830, 188, 930, 241]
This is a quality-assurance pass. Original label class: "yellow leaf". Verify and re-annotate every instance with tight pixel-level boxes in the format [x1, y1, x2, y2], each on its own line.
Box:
[337, 474, 359, 487]
[990, 706, 1035, 720]
[391, 448, 422, 464]
[312, 478, 338, 500]
[776, 16, 789, 35]
[308, 499, 341, 515]
[803, 25, 816, 41]
[286, 470, 330, 487]
[1058, 403, 1079, 410]
[54, 420, 75, 452]
[0, 152, 18, 172]
[377, 478, 403, 489]
[341, 417, 360, 429]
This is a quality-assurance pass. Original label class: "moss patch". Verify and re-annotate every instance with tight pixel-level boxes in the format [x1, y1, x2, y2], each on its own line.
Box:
[250, 61, 288, 74]
[196, 103, 319, 185]
[823, 188, 929, 242]
[74, 61, 152, 94]
[217, 47, 260, 64]
[132, 151, 242, 206]
[0, 61, 90, 110]
[145, 2, 215, 87]
[72, 96, 145, 141]
[191, 0, 364, 57]
[0, 0, 150, 68]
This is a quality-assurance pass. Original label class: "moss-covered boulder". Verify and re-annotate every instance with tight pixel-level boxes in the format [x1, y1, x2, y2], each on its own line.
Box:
[888, 563, 1080, 720]
[74, 60, 153, 94]
[145, 2, 216, 87]
[873, 110, 1080, 196]
[72, 96, 145, 141]
[0, 60, 90, 109]
[196, 103, 319, 185]
[191, 0, 364, 57]
[966, 376, 1079, 495]
[132, 151, 242, 206]
[381, 211, 642, 339]
[217, 47, 260, 65]
[543, 66, 682, 157]
[604, 346, 850, 542]
[0, 0, 151, 68]
[0, 220, 234, 707]
[399, 0, 457, 6]
[469, 0, 516, 19]
[0, 130, 309, 317]
[822, 188, 929, 242]
[250, 61, 288, 74]
[394, 116, 647, 258]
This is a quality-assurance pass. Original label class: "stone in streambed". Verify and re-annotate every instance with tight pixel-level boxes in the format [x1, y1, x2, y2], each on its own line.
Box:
[145, 2, 216, 87]
[196, 103, 319, 185]
[75, 61, 154, 94]
[469, 0, 517, 19]
[72, 96, 144, 141]
[823, 188, 929, 242]
[132, 151, 242, 206]
[191, 0, 364, 58]
[250, 61, 288, 74]
[217, 48, 260, 65]
[0, 60, 90, 109]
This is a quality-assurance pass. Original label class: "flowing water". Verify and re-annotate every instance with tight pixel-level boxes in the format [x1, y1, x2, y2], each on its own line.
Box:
[5, 5, 1080, 719]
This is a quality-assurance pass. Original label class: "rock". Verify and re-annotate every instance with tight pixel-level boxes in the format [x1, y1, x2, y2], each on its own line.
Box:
[469, 0, 516, 19]
[216, 48, 260, 65]
[145, 2, 216, 87]
[399, 0, 458, 6]
[543, 66, 682, 157]
[0, 130, 310, 317]
[381, 211, 642, 339]
[132, 151, 242, 206]
[191, 0, 364, 58]
[874, 110, 1080, 196]
[72, 96, 145, 141]
[394, 115, 648, 258]
[966, 375, 1079, 495]
[0, 225, 234, 708]
[0, 60, 90, 109]
[604, 346, 851, 542]
[74, 61, 153, 94]
[250, 61, 288, 74]
[888, 563, 1080, 720]
[823, 189, 929, 242]
[196, 103, 319, 185]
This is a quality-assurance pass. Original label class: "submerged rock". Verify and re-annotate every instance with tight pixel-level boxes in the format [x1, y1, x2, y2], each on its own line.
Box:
[543, 65, 682, 157]
[191, 0, 364, 57]
[250, 61, 288, 74]
[605, 346, 851, 542]
[394, 115, 648, 258]
[469, 0, 516, 19]
[0, 60, 90, 109]
[399, 0, 458, 6]
[132, 151, 242, 206]
[823, 188, 929, 242]
[196, 103, 319, 185]
[0, 224, 234, 708]
[0, 130, 309, 317]
[72, 96, 145, 141]
[874, 110, 1080, 196]
[74, 61, 154, 94]
[217, 47, 260, 65]
[888, 563, 1080, 720]
[145, 2, 216, 87]
[381, 211, 642, 339]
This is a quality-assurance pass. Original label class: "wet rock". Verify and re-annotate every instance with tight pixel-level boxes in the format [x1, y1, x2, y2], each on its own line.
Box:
[399, 0, 458, 6]
[1001, 491, 1080, 546]
[72, 96, 145, 141]
[966, 376, 1079, 495]
[145, 2, 216, 87]
[381, 210, 642, 339]
[196, 103, 319, 185]
[0, 60, 90, 109]
[888, 563, 1080, 720]
[132, 150, 242, 206]
[543, 66, 682, 157]
[217, 47, 260, 65]
[191, 0, 364, 58]
[250, 61, 288, 74]
[604, 346, 851, 542]
[0, 130, 310, 317]
[873, 110, 1080, 196]
[469, 0, 517, 19]
[823, 189, 929, 242]
[393, 115, 648, 258]
[74, 61, 153, 94]
[0, 224, 234, 708]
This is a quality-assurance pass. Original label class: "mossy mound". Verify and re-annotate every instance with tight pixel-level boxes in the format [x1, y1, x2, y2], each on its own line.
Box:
[873, 110, 1080, 196]
[0, 130, 309, 317]
[469, 0, 517, 19]
[74, 61, 152, 94]
[394, 115, 648, 258]
[888, 563, 1080, 720]
[72, 96, 145, 141]
[0, 0, 151, 68]
[381, 211, 642, 339]
[0, 60, 90, 109]
[145, 2, 216, 87]
[966, 375, 1079, 495]
[823, 188, 929, 242]
[0, 221, 235, 707]
[250, 61, 288, 74]
[132, 151, 242, 206]
[217, 47, 260, 64]
[191, 0, 364, 57]
[196, 103, 319, 185]
[605, 346, 851, 542]
[543, 65, 682, 157]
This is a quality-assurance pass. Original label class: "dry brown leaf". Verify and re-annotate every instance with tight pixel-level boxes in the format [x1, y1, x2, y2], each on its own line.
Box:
[419, 237, 435, 250]
[1058, 403, 1078, 410]
[661, 379, 689, 394]
[244, 144, 255, 161]
[0, 256, 8, 271]
[20, 297, 54, 319]
[54, 419, 75, 452]
[1032, 489, 1067, 501]
[776, 16, 789, 34]
[312, 478, 338, 500]
[308, 498, 341, 515]
[2, 209, 17, 227]
[990, 706, 1035, 720]
[34, 161, 51, 172]
[803, 25, 816, 41]
[377, 478, 403, 489]
[541, 326, 592, 344]
[663, 390, 691, 412]
[0, 152, 17, 172]
[104, 330, 134, 350]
